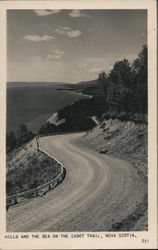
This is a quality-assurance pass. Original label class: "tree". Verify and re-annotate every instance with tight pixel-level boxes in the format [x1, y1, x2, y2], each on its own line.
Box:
[16, 124, 34, 146]
[38, 122, 56, 135]
[132, 44, 147, 113]
[6, 179, 13, 195]
[98, 71, 108, 97]
[6, 131, 17, 153]
[107, 59, 132, 113]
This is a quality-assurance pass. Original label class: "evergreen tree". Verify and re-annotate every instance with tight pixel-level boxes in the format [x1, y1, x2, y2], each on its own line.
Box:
[98, 71, 108, 97]
[6, 131, 17, 153]
[17, 124, 34, 146]
[97, 45, 147, 117]
[107, 59, 132, 113]
[132, 44, 147, 113]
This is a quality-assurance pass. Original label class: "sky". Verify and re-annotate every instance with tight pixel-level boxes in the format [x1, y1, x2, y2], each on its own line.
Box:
[7, 9, 147, 83]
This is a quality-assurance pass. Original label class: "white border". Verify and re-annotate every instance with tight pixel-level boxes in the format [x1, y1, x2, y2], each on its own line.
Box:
[0, 0, 157, 249]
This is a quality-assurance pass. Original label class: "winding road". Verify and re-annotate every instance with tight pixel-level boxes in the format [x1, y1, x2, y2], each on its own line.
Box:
[7, 133, 145, 232]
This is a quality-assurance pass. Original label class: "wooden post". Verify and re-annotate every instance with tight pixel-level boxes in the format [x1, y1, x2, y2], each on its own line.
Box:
[13, 196, 17, 205]
[35, 189, 38, 197]
[49, 184, 51, 190]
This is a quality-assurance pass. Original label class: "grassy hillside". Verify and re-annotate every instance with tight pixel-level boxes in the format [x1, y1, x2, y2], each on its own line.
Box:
[6, 140, 61, 197]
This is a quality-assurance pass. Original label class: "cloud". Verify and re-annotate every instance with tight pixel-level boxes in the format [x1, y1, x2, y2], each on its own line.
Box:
[68, 30, 82, 37]
[89, 67, 104, 73]
[55, 26, 82, 38]
[34, 9, 61, 16]
[69, 10, 91, 18]
[83, 57, 103, 62]
[75, 61, 103, 74]
[24, 35, 55, 42]
[55, 26, 70, 34]
[46, 50, 66, 60]
[53, 49, 65, 55]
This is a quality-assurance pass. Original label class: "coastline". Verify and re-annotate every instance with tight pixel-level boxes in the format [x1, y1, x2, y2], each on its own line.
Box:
[7, 85, 90, 134]
[59, 89, 93, 99]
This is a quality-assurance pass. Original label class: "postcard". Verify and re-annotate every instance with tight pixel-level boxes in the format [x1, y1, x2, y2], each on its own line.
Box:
[0, 0, 157, 249]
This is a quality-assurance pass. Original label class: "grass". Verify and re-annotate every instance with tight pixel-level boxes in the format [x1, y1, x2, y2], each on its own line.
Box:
[6, 144, 61, 196]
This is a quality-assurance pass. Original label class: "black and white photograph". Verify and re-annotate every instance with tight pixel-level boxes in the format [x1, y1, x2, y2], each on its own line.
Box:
[0, 0, 157, 249]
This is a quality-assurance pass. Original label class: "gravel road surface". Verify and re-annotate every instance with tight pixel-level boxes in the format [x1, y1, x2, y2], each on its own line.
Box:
[7, 133, 145, 232]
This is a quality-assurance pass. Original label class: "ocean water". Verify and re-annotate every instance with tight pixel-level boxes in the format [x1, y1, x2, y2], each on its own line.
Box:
[7, 83, 88, 134]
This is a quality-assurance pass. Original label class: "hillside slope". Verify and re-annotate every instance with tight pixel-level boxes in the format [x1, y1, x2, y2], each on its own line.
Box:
[6, 140, 61, 197]
[76, 118, 147, 178]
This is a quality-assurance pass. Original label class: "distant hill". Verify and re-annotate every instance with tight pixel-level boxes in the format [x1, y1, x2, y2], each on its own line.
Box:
[67, 79, 103, 96]
[76, 79, 99, 88]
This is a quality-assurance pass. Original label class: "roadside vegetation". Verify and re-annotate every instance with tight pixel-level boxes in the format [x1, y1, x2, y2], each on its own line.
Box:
[6, 124, 35, 154]
[6, 141, 61, 197]
[97, 44, 147, 116]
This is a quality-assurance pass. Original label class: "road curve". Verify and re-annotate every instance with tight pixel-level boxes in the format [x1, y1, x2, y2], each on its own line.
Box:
[7, 133, 145, 232]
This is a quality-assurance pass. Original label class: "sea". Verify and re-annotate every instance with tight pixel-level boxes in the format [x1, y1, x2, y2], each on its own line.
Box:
[7, 82, 88, 134]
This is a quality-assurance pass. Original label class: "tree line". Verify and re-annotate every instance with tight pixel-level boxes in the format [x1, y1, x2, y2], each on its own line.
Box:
[6, 124, 35, 154]
[98, 44, 147, 115]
